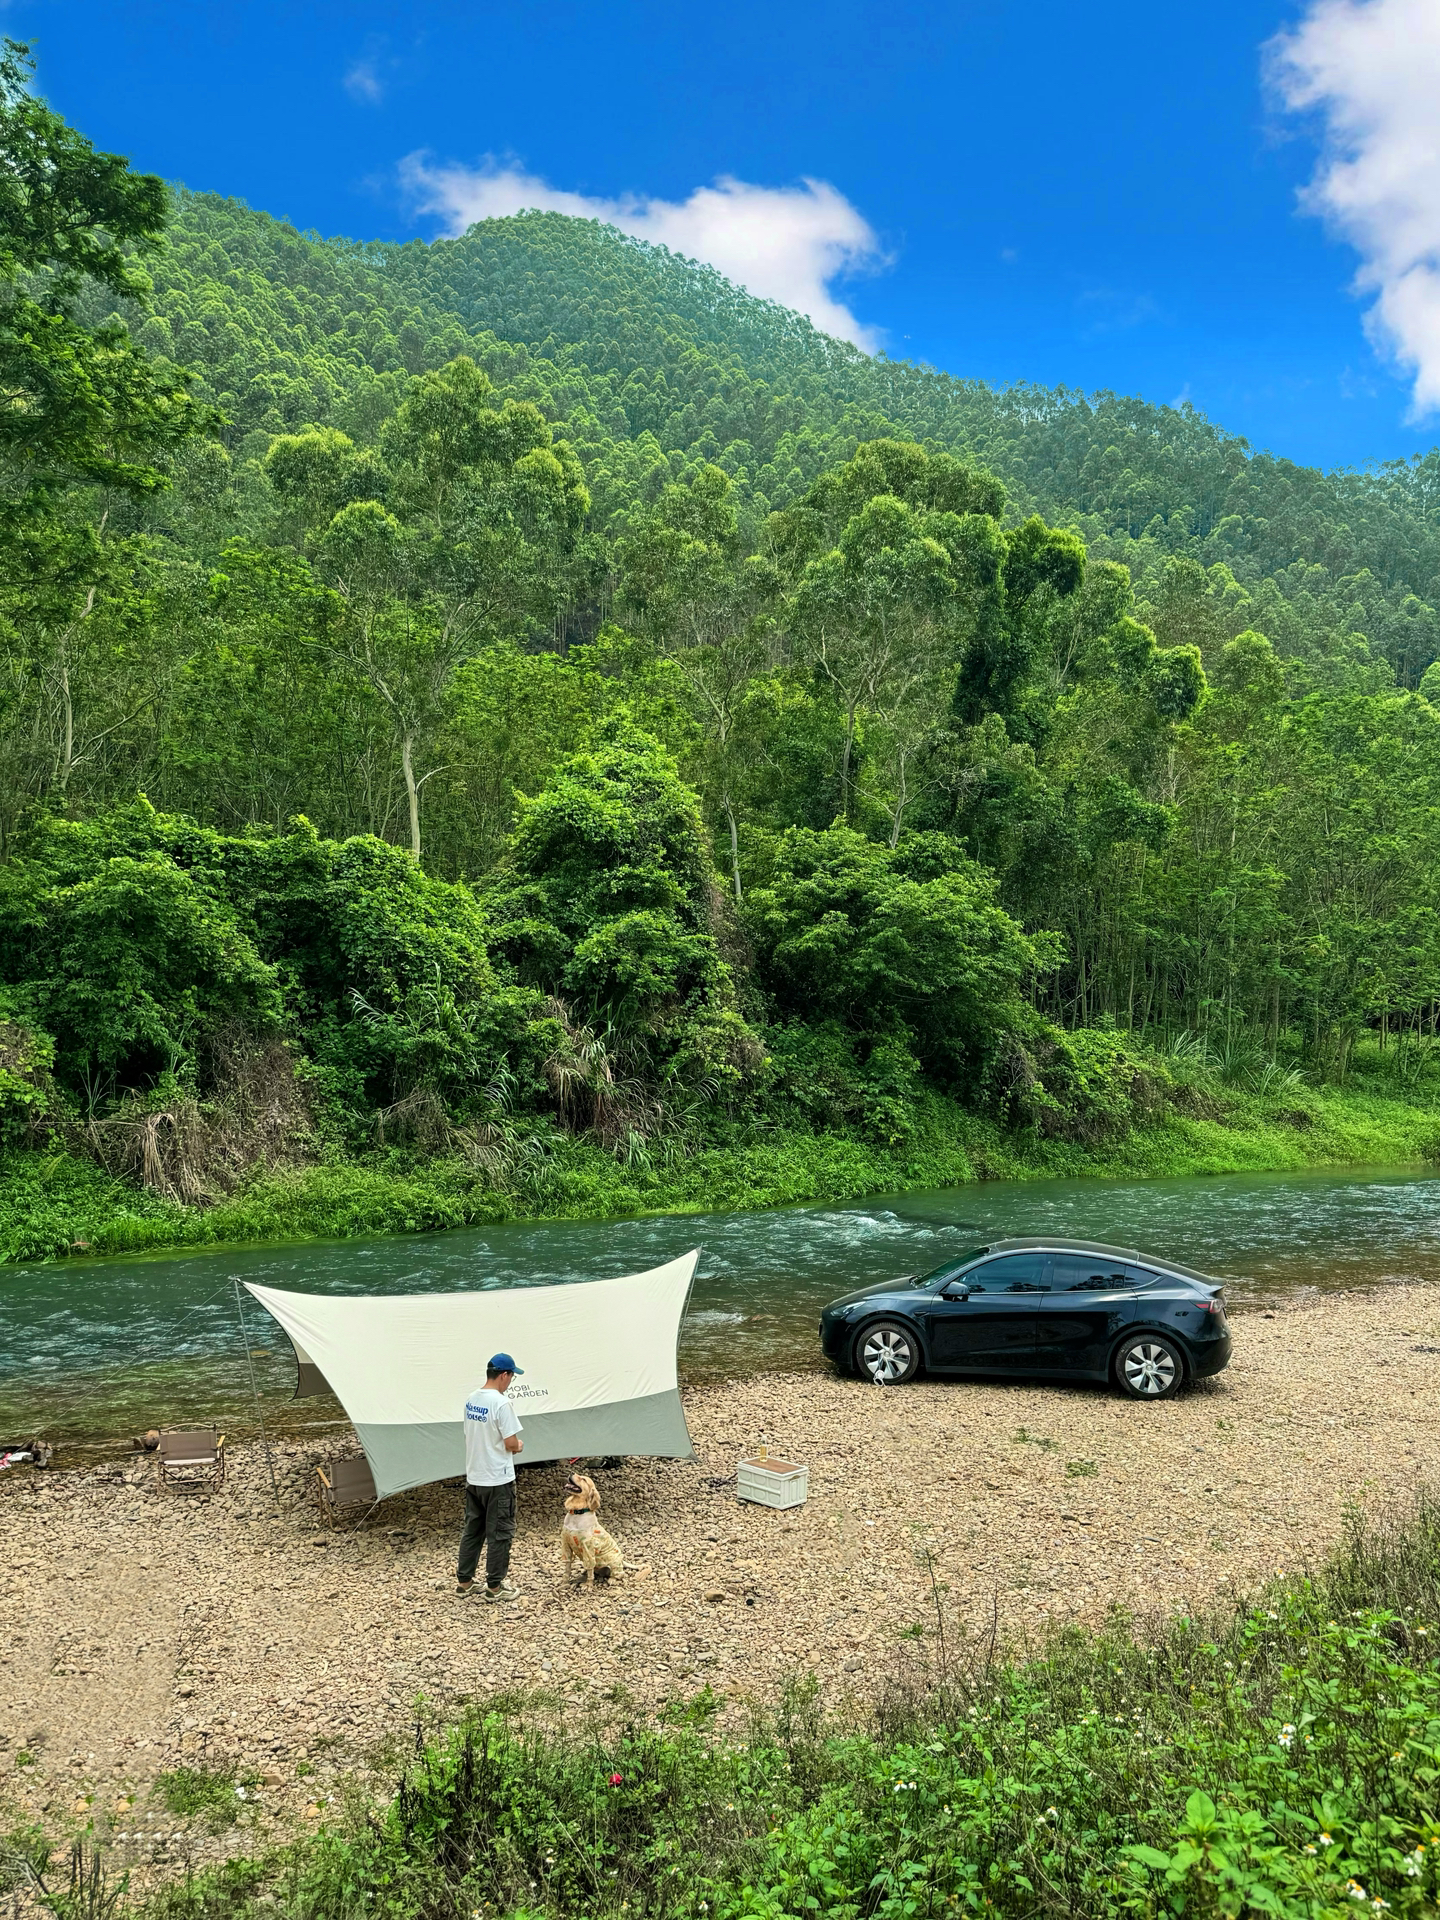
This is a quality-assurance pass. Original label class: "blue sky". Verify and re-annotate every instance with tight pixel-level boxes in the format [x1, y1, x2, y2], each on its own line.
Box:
[18, 0, 1439, 472]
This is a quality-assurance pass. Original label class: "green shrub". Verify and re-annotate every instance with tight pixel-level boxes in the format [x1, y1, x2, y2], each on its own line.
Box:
[994, 1021, 1174, 1142]
[490, 719, 754, 1092]
[0, 1016, 58, 1146]
[744, 827, 1059, 1089]
[761, 1021, 926, 1146]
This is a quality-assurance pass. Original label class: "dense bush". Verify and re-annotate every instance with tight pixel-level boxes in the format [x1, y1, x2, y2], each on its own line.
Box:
[0, 804, 516, 1133]
[490, 720, 759, 1104]
[0, 818, 283, 1096]
[745, 828, 1057, 1093]
[991, 1023, 1177, 1143]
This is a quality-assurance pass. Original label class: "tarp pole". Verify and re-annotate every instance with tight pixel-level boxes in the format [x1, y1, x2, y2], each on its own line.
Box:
[234, 1278, 281, 1509]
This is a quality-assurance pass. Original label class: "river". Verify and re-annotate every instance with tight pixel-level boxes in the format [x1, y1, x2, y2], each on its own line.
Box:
[2, 1163, 1438, 1444]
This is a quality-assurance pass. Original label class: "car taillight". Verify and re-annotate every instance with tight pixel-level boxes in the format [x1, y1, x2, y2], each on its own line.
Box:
[1200, 1296, 1227, 1318]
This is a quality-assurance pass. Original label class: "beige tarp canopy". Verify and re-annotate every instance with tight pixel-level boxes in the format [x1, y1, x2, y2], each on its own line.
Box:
[246, 1251, 698, 1498]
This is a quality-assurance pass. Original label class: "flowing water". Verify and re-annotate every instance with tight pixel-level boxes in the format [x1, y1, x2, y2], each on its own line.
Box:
[2, 1163, 1439, 1445]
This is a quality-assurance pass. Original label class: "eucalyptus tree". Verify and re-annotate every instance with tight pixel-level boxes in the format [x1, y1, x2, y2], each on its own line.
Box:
[774, 444, 1018, 824]
[616, 463, 776, 899]
[0, 39, 215, 833]
[312, 356, 589, 864]
[768, 442, 1090, 832]
[0, 39, 209, 520]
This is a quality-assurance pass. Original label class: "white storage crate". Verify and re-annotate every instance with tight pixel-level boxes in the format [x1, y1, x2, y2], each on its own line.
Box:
[737, 1454, 808, 1509]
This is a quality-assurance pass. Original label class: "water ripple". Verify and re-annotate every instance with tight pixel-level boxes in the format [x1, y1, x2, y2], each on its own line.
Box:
[2, 1163, 1437, 1434]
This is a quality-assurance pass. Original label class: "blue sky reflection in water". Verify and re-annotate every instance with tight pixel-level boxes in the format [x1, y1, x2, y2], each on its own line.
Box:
[3, 1166, 1440, 1440]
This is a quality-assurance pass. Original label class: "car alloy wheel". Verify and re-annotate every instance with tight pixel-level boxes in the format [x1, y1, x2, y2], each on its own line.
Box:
[856, 1320, 919, 1385]
[1117, 1336, 1182, 1399]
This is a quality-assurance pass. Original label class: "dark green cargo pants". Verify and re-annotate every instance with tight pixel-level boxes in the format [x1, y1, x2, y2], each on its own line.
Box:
[457, 1480, 516, 1587]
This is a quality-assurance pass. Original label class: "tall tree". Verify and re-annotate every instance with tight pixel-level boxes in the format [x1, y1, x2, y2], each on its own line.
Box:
[0, 40, 214, 836]
[0, 40, 209, 519]
[617, 464, 774, 899]
[312, 357, 589, 863]
[784, 487, 1002, 820]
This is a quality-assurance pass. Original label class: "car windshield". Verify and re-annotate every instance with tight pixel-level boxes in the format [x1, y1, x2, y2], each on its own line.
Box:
[911, 1248, 989, 1288]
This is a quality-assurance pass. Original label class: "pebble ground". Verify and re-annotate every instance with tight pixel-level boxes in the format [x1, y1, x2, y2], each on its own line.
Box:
[3, 1286, 1436, 1885]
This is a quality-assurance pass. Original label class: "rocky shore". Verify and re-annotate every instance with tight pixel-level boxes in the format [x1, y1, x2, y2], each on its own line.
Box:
[4, 1285, 1438, 1887]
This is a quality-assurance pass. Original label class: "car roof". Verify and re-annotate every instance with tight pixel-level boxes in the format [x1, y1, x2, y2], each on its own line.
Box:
[974, 1237, 1219, 1287]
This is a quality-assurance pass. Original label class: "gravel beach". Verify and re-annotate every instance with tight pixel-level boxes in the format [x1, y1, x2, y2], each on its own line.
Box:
[3, 1286, 1437, 1881]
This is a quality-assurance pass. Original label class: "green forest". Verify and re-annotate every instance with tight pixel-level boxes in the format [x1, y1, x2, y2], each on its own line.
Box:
[3, 42, 1440, 1256]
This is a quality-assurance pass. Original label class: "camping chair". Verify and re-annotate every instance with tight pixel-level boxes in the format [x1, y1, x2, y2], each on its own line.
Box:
[156, 1428, 225, 1492]
[314, 1455, 377, 1527]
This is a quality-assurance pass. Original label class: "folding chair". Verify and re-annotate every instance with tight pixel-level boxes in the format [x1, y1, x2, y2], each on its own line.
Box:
[314, 1455, 377, 1526]
[156, 1428, 225, 1492]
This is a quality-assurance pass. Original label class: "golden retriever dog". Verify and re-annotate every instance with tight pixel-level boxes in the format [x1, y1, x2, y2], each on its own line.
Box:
[561, 1472, 624, 1585]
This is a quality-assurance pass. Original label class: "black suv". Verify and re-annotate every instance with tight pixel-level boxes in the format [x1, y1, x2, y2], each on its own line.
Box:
[818, 1237, 1231, 1398]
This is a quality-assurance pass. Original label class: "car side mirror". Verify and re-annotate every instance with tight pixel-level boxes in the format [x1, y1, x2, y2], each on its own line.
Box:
[940, 1284, 970, 1300]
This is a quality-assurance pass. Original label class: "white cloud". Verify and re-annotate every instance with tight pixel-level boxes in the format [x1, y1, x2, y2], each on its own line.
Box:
[344, 59, 384, 104]
[1269, 0, 1440, 415]
[1076, 287, 1164, 336]
[398, 155, 885, 349]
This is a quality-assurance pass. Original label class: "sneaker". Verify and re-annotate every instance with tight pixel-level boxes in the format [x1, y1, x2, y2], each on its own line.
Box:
[483, 1579, 519, 1603]
[455, 1580, 476, 1597]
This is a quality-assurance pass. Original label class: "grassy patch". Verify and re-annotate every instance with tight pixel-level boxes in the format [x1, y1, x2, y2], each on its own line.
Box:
[0, 1079, 1438, 1266]
[152, 1766, 243, 1831]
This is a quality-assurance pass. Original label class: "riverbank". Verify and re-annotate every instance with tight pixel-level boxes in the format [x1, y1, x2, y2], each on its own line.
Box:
[4, 1283, 1437, 1891]
[2, 1082, 1438, 1263]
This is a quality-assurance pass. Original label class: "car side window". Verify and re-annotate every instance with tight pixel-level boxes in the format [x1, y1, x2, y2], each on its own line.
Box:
[1051, 1253, 1133, 1292]
[963, 1252, 1051, 1292]
[919, 1259, 972, 1290]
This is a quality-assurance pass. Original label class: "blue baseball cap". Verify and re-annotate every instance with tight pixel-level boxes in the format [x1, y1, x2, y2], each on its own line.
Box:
[487, 1352, 523, 1375]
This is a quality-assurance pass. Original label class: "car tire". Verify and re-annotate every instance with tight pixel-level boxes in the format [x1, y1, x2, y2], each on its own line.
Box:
[1114, 1333, 1185, 1400]
[853, 1319, 921, 1385]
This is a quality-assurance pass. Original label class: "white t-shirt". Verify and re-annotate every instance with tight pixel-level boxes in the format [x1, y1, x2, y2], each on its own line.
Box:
[463, 1385, 522, 1486]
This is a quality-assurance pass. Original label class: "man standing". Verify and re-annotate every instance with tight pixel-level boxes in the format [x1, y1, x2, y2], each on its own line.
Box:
[457, 1352, 524, 1601]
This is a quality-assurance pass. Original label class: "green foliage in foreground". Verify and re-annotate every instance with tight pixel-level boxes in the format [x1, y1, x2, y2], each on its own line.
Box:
[79, 1503, 1440, 1920]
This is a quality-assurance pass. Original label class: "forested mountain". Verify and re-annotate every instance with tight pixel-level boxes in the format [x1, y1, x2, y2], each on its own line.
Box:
[6, 45, 1440, 1218]
[129, 192, 1440, 680]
